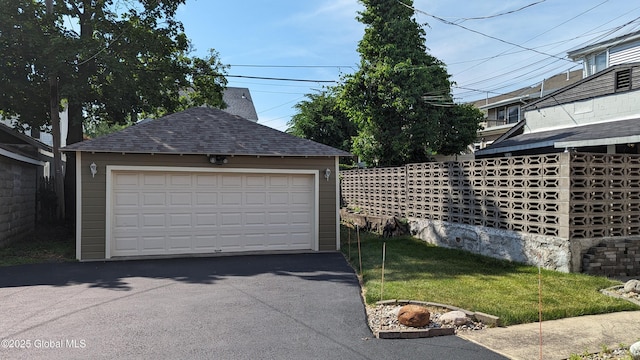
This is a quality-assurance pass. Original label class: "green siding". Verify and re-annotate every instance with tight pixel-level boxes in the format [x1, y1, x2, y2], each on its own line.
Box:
[79, 153, 338, 259]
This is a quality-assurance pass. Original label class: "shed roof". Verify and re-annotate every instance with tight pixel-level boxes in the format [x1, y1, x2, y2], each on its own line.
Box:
[62, 107, 351, 157]
[475, 118, 640, 156]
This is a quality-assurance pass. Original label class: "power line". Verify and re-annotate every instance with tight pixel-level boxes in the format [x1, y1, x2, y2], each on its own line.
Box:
[398, 0, 573, 62]
[226, 75, 337, 83]
[230, 64, 355, 70]
[451, 0, 546, 22]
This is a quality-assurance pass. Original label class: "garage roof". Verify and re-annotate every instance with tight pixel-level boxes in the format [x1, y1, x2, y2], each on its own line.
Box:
[63, 107, 352, 157]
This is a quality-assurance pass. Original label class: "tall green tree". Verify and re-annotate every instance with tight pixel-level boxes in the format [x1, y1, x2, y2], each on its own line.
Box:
[287, 87, 356, 154]
[342, 0, 481, 166]
[1, 0, 228, 221]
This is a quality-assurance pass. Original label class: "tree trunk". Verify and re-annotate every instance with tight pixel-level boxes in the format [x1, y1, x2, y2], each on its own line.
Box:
[64, 100, 83, 224]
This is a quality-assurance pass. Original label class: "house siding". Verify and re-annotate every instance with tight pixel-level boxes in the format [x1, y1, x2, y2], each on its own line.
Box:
[0, 156, 36, 246]
[529, 65, 640, 110]
[78, 153, 338, 259]
[610, 40, 640, 65]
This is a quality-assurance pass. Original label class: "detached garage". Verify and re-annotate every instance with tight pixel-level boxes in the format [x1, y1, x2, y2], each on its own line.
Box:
[63, 107, 350, 261]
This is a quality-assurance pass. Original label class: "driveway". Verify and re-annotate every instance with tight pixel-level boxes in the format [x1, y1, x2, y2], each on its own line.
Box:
[0, 253, 506, 359]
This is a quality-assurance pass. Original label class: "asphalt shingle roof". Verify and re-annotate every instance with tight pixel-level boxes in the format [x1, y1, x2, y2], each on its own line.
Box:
[62, 107, 352, 157]
[222, 87, 258, 121]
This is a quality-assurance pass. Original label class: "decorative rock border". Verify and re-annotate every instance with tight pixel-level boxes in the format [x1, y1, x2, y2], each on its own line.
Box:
[372, 300, 501, 339]
[600, 285, 640, 306]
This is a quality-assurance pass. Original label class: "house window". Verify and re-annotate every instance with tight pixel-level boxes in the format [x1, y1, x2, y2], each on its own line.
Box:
[586, 51, 607, 76]
[497, 108, 506, 124]
[507, 105, 520, 123]
[615, 69, 631, 91]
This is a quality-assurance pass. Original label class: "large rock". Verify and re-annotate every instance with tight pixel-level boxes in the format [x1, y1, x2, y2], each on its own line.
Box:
[397, 305, 430, 327]
[630, 340, 640, 360]
[624, 279, 640, 293]
[439, 311, 469, 326]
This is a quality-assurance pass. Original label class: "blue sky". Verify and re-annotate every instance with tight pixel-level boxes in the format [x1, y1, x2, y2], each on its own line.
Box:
[176, 0, 640, 132]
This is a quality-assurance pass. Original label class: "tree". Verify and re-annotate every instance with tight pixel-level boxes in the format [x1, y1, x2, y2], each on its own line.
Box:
[341, 0, 481, 166]
[1, 0, 228, 222]
[287, 87, 357, 154]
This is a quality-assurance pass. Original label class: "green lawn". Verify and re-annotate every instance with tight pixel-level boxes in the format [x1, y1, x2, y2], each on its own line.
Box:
[340, 226, 639, 326]
[0, 226, 75, 266]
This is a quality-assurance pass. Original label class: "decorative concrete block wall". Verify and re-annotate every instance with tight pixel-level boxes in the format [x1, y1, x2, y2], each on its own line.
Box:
[0, 156, 37, 246]
[341, 153, 640, 273]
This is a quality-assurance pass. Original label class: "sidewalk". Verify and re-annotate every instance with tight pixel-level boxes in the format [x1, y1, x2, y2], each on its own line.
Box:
[458, 311, 640, 360]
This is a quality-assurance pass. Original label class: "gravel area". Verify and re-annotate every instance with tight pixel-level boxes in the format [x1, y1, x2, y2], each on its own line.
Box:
[365, 304, 487, 335]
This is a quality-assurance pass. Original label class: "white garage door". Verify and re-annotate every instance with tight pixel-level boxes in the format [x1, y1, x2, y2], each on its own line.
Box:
[109, 170, 315, 257]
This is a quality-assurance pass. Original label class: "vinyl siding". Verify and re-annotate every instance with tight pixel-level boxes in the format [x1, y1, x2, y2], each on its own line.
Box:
[78, 152, 338, 259]
[527, 65, 640, 110]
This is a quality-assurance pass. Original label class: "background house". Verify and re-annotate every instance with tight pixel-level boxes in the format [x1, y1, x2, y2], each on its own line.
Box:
[568, 29, 640, 77]
[477, 30, 640, 158]
[475, 62, 640, 157]
[470, 69, 582, 152]
[0, 123, 51, 245]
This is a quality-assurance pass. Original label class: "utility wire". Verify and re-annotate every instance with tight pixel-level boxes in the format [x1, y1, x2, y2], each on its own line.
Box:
[397, 0, 573, 62]
[452, 0, 546, 23]
[227, 75, 337, 83]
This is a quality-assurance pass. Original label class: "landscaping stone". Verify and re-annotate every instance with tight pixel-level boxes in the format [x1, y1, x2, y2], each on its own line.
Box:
[623, 279, 640, 293]
[397, 304, 430, 327]
[439, 310, 468, 326]
[630, 341, 640, 360]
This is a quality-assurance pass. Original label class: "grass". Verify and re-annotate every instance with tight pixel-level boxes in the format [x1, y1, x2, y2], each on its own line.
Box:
[0, 225, 75, 266]
[340, 226, 640, 326]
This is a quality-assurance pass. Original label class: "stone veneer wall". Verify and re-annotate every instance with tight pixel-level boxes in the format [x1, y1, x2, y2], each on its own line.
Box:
[582, 238, 640, 277]
[0, 156, 37, 246]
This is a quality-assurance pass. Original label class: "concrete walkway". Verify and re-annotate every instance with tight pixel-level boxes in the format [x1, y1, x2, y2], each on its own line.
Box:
[458, 311, 640, 360]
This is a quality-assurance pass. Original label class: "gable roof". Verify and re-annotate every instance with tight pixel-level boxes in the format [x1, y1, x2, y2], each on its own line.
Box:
[0, 122, 50, 165]
[222, 87, 258, 121]
[62, 107, 351, 157]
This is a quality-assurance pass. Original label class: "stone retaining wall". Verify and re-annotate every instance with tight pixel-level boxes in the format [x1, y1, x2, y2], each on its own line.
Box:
[409, 219, 571, 272]
[0, 156, 37, 246]
[582, 238, 640, 277]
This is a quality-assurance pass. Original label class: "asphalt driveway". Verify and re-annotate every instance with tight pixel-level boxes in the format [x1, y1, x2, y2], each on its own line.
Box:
[0, 253, 506, 359]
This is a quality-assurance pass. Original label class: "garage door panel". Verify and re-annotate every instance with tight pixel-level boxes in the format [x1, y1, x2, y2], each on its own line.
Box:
[142, 236, 166, 251]
[195, 192, 217, 205]
[115, 192, 139, 206]
[245, 192, 266, 205]
[111, 171, 315, 257]
[114, 214, 139, 229]
[195, 213, 217, 226]
[115, 173, 140, 186]
[167, 235, 191, 250]
[142, 214, 165, 227]
[142, 173, 166, 186]
[169, 192, 192, 205]
[221, 175, 242, 187]
[269, 176, 288, 187]
[195, 174, 218, 186]
[170, 174, 192, 186]
[245, 212, 266, 225]
[246, 175, 266, 187]
[142, 192, 165, 206]
[169, 213, 192, 227]
[221, 192, 242, 205]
